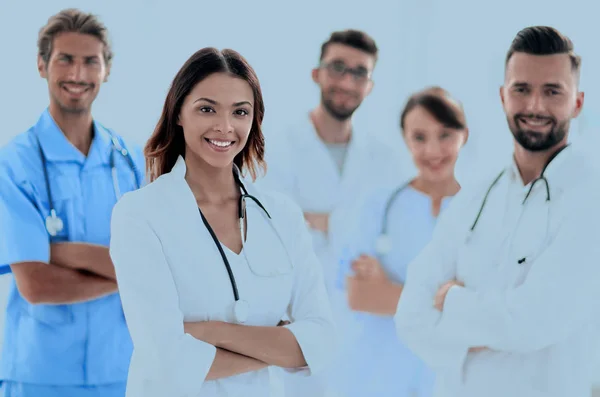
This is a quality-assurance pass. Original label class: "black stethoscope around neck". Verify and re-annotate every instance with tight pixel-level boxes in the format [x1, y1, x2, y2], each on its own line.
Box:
[36, 131, 141, 237]
[374, 144, 568, 257]
[198, 169, 271, 324]
[467, 143, 569, 238]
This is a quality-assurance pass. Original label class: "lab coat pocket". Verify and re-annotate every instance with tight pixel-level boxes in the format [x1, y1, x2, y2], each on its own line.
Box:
[510, 242, 552, 287]
[456, 236, 504, 289]
[23, 302, 74, 325]
[508, 204, 554, 286]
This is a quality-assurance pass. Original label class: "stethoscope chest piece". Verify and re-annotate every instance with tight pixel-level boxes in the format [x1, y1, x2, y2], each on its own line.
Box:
[45, 209, 63, 237]
[233, 299, 250, 324]
[375, 234, 392, 256]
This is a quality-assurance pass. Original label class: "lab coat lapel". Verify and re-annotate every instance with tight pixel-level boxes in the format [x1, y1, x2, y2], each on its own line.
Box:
[338, 131, 368, 195]
[242, 183, 294, 276]
[290, 116, 342, 211]
[302, 123, 371, 203]
[325, 131, 370, 261]
[160, 157, 209, 249]
[301, 116, 342, 185]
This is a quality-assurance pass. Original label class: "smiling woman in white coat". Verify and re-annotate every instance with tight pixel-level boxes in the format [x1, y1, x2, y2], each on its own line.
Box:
[108, 47, 336, 397]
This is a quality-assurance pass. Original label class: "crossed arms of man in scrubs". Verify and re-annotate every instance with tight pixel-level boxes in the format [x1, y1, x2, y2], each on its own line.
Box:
[12, 243, 118, 305]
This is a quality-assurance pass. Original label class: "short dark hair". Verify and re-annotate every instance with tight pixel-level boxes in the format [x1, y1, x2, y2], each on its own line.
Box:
[144, 48, 266, 182]
[319, 29, 378, 61]
[505, 26, 581, 72]
[38, 8, 113, 65]
[400, 86, 466, 131]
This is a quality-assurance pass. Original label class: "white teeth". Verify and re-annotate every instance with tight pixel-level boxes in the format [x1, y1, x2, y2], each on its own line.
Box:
[522, 118, 549, 126]
[64, 85, 86, 94]
[209, 139, 233, 147]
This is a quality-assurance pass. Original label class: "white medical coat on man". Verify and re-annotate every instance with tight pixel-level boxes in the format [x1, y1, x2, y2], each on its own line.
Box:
[259, 115, 408, 289]
[395, 144, 600, 397]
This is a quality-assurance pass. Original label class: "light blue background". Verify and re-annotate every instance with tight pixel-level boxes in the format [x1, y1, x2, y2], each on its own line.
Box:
[1, 0, 599, 389]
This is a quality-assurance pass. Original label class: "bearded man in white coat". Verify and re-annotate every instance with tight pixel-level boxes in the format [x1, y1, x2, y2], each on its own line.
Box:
[396, 26, 600, 397]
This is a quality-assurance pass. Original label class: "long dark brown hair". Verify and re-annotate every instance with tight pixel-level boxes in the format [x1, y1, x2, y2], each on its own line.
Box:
[144, 47, 266, 182]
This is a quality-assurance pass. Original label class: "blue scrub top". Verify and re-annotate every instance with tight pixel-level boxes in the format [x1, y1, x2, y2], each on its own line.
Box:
[0, 109, 145, 386]
[333, 183, 453, 397]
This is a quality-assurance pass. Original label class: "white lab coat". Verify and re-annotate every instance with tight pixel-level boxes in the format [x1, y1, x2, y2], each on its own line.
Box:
[259, 115, 409, 290]
[109, 156, 336, 397]
[395, 144, 600, 397]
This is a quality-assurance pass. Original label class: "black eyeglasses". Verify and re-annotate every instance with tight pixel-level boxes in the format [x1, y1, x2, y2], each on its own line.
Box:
[320, 61, 371, 83]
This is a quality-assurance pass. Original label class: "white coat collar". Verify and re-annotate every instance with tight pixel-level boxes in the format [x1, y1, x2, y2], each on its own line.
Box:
[159, 156, 257, 243]
[507, 144, 573, 193]
[160, 156, 199, 215]
[290, 113, 369, 190]
[171, 155, 187, 178]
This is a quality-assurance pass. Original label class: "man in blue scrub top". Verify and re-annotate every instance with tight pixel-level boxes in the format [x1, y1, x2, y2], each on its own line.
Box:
[0, 9, 144, 397]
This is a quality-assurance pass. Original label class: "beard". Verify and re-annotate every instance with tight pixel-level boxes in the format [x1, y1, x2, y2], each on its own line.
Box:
[321, 90, 361, 121]
[508, 113, 569, 152]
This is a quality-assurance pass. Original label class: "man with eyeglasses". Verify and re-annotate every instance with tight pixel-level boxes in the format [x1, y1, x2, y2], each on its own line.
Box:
[259, 29, 406, 397]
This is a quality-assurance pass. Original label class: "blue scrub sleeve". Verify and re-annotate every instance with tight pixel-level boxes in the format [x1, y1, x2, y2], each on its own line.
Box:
[0, 167, 49, 267]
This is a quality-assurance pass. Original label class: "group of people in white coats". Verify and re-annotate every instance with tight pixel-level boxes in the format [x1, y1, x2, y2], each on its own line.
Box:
[258, 30, 468, 396]
[1, 7, 600, 397]
[257, 25, 600, 397]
